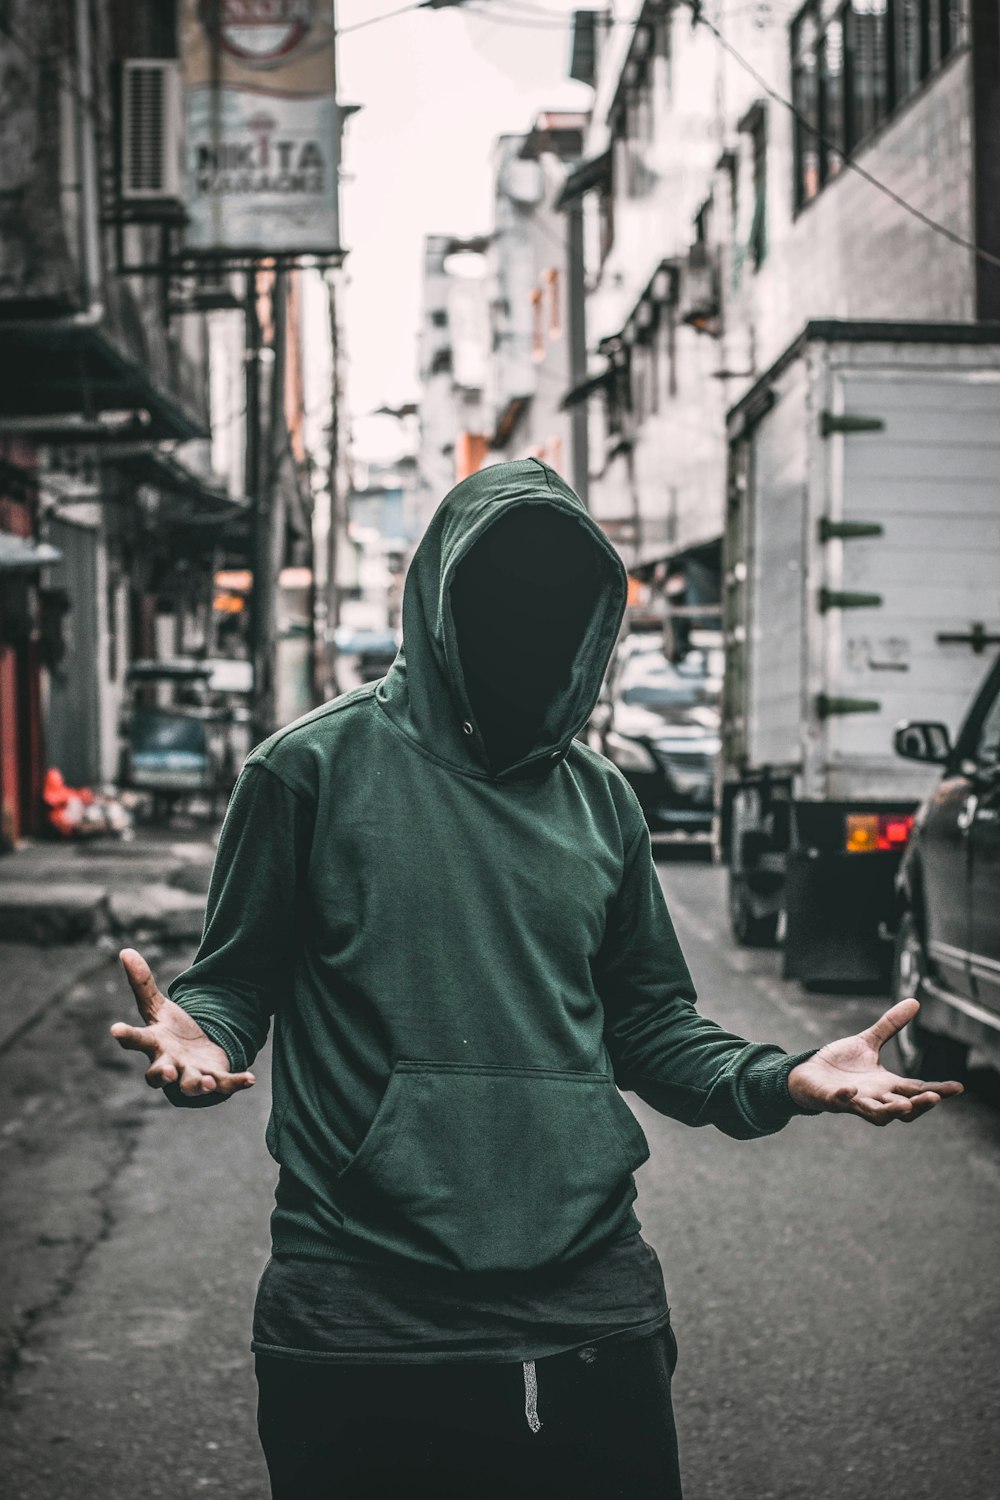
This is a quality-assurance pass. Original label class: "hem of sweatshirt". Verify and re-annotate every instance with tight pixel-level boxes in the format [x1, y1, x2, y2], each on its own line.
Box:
[250, 1310, 670, 1366]
[268, 1207, 646, 1273]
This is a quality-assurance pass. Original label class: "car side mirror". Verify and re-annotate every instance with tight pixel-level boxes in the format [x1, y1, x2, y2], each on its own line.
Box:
[893, 720, 952, 765]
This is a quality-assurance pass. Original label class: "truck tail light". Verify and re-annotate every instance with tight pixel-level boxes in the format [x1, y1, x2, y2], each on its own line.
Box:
[845, 813, 915, 854]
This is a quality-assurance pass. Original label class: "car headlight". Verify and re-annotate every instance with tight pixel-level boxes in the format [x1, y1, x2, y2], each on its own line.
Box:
[605, 731, 657, 773]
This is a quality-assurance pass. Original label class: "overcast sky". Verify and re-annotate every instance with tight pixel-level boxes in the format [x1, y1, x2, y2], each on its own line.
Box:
[336, 0, 592, 436]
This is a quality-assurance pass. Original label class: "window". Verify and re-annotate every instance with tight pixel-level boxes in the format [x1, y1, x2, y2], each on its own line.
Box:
[531, 288, 544, 361]
[648, 328, 661, 415]
[653, 9, 672, 102]
[545, 268, 561, 337]
[791, 0, 961, 209]
[847, 0, 890, 144]
[749, 113, 767, 268]
[820, 17, 845, 178]
[927, 0, 960, 67]
[606, 353, 631, 438]
[736, 107, 768, 268]
[895, 0, 923, 99]
[612, 23, 657, 201]
[632, 346, 648, 424]
[792, 12, 820, 206]
[598, 185, 615, 264]
[430, 308, 448, 328]
[624, 26, 656, 150]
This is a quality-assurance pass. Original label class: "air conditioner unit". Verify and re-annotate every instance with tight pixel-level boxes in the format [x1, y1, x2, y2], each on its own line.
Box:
[121, 60, 183, 202]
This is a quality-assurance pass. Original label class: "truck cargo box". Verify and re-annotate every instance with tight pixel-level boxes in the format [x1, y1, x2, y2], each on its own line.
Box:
[720, 321, 1000, 985]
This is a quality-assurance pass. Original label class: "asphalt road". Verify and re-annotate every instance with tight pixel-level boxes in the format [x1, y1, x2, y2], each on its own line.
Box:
[0, 858, 998, 1498]
[643, 858, 1000, 1500]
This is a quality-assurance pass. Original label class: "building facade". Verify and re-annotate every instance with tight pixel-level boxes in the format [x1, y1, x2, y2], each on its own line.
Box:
[417, 233, 492, 519]
[0, 0, 337, 844]
[563, 0, 995, 633]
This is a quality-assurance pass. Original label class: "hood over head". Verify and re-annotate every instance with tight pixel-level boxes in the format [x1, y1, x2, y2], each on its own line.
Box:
[377, 458, 627, 782]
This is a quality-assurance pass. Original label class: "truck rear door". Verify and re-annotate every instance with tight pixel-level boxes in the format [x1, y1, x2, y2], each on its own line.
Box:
[820, 362, 1000, 803]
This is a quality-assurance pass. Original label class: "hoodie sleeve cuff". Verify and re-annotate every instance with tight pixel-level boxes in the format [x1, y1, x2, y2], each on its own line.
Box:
[192, 1016, 249, 1075]
[740, 1047, 823, 1134]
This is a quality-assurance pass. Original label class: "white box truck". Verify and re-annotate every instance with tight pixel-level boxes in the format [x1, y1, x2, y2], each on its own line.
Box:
[719, 321, 1000, 987]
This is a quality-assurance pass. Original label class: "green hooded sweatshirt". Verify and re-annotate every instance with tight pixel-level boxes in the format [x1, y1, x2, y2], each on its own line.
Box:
[169, 457, 813, 1273]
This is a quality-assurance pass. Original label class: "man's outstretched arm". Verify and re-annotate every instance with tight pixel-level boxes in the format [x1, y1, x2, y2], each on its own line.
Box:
[784, 997, 962, 1124]
[112, 949, 258, 1101]
[597, 820, 962, 1136]
[111, 759, 313, 1105]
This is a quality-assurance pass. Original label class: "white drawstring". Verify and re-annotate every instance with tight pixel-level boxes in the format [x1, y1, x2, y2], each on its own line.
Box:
[522, 1360, 542, 1434]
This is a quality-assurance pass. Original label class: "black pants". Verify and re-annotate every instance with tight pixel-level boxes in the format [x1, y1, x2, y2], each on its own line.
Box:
[256, 1326, 682, 1499]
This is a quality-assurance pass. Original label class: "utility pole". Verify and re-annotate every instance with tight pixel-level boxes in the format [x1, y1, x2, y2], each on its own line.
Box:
[247, 266, 285, 745]
[323, 270, 342, 701]
[245, 268, 263, 737]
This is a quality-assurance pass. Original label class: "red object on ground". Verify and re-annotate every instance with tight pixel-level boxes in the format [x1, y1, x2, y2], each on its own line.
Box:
[43, 767, 96, 837]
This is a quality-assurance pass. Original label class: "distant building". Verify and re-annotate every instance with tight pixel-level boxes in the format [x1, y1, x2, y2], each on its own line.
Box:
[417, 234, 491, 518]
[485, 113, 590, 502]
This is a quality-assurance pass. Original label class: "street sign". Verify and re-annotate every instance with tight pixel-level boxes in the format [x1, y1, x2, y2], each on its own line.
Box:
[181, 0, 341, 257]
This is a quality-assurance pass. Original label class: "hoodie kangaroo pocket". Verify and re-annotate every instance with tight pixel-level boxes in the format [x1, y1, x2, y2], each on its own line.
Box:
[336, 1061, 650, 1272]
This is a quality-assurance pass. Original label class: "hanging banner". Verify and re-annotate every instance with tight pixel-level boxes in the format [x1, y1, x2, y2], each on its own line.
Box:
[181, 0, 340, 256]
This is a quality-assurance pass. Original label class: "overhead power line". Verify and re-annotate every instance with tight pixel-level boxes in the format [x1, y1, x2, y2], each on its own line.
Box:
[340, 0, 1000, 274]
[684, 4, 1000, 273]
[338, 3, 426, 34]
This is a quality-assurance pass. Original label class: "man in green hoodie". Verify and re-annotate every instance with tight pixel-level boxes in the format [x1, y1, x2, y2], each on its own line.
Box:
[112, 458, 961, 1499]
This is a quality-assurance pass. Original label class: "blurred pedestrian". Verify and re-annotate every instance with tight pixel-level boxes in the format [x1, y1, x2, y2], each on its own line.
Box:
[113, 457, 962, 1499]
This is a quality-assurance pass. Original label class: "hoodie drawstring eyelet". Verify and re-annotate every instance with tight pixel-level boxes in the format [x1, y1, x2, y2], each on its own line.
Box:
[522, 1360, 542, 1434]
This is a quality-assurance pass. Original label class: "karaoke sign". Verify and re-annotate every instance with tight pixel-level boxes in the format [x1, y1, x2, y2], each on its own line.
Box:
[182, 0, 340, 256]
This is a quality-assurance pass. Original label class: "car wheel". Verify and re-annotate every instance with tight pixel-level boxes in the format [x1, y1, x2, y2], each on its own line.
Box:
[883, 910, 968, 1080]
[728, 872, 780, 948]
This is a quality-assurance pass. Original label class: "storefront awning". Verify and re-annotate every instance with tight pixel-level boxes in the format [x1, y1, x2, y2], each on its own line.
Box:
[118, 450, 248, 523]
[555, 149, 612, 210]
[0, 320, 207, 443]
[0, 532, 62, 571]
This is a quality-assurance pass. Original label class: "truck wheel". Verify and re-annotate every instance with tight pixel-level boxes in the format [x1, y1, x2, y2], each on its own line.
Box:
[728, 872, 780, 948]
[883, 911, 968, 1080]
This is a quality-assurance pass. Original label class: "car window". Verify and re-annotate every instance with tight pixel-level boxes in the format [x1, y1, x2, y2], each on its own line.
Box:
[976, 688, 1000, 769]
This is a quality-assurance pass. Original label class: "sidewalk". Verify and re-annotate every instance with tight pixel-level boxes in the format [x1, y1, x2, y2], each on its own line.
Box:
[0, 821, 219, 1053]
[0, 818, 228, 1436]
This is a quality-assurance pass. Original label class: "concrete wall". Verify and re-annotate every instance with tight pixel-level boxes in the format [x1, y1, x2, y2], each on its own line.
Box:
[723, 39, 975, 379]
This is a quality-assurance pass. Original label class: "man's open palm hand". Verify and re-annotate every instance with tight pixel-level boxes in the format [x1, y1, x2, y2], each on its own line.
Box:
[111, 948, 256, 1099]
[787, 998, 963, 1125]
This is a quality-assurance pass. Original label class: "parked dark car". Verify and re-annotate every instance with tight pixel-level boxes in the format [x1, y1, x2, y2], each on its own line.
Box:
[596, 649, 721, 833]
[889, 651, 1000, 1078]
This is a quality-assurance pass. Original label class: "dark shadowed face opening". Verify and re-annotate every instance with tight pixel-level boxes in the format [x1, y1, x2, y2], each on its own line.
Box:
[449, 505, 604, 772]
